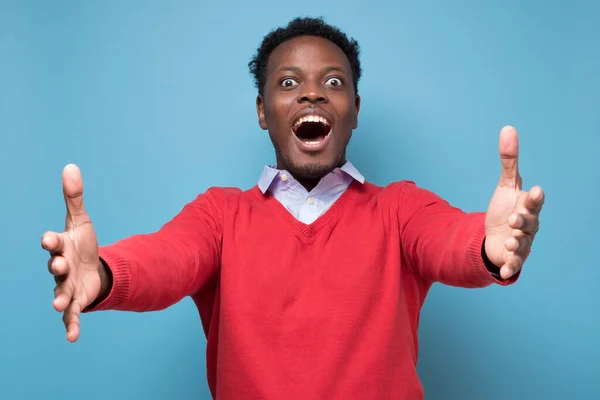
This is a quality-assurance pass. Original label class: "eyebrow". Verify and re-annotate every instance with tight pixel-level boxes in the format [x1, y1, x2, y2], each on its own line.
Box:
[276, 65, 348, 74]
[322, 66, 346, 74]
[277, 66, 301, 73]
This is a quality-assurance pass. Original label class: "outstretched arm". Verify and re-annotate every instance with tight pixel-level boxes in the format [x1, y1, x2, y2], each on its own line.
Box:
[42, 164, 223, 343]
[87, 188, 224, 313]
[398, 126, 544, 287]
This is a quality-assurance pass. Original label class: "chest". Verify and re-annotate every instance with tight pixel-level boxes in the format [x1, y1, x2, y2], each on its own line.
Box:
[218, 209, 404, 315]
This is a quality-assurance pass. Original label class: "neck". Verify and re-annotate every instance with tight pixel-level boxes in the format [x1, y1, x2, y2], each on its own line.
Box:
[295, 176, 321, 192]
[276, 156, 347, 192]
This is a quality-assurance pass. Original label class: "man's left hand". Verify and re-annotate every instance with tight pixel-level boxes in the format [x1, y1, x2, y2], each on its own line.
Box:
[484, 126, 545, 280]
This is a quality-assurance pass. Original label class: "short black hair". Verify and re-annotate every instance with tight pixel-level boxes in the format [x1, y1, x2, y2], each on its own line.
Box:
[248, 16, 362, 96]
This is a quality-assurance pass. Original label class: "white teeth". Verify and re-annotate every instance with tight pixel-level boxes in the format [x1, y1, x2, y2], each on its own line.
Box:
[293, 115, 330, 127]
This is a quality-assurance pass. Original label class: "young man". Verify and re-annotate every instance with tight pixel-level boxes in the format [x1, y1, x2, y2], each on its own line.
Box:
[42, 17, 544, 400]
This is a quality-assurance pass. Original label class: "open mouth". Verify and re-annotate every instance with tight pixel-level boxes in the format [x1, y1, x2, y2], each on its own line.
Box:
[292, 115, 332, 146]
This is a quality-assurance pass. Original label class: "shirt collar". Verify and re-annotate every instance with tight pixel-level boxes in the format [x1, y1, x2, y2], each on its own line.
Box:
[257, 161, 365, 194]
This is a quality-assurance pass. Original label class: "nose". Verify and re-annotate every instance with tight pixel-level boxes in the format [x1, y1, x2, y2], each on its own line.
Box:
[297, 80, 328, 104]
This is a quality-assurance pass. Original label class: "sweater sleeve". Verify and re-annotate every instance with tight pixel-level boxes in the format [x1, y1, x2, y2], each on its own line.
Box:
[85, 187, 224, 313]
[396, 181, 518, 288]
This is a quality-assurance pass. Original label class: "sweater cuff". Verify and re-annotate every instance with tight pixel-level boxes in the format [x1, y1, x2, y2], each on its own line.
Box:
[83, 246, 132, 312]
[467, 213, 519, 287]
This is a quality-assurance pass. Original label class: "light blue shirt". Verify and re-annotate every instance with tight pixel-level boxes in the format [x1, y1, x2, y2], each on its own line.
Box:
[258, 161, 365, 224]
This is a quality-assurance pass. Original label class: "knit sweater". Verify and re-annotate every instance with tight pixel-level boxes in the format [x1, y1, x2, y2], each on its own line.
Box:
[91, 180, 515, 400]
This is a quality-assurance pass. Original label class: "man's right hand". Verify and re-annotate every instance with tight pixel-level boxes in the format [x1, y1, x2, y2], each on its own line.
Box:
[41, 164, 109, 343]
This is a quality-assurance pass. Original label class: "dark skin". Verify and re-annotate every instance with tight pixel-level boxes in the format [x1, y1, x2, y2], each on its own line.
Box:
[256, 36, 361, 191]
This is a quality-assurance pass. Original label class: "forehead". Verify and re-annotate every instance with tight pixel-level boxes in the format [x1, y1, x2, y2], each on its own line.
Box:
[266, 36, 351, 74]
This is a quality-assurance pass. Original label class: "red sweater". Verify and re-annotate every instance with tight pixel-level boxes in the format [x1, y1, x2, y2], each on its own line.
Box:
[91, 180, 514, 399]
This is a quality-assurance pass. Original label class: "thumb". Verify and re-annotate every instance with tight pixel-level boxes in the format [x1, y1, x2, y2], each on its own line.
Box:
[498, 125, 521, 189]
[62, 164, 89, 229]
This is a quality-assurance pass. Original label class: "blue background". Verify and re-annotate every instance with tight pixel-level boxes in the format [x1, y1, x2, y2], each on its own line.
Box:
[1, 1, 598, 399]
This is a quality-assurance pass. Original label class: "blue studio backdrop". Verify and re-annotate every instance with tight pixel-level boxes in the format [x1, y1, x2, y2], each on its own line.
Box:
[1, 1, 598, 399]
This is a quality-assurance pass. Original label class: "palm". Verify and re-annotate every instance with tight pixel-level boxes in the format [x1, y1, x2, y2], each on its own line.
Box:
[483, 127, 544, 279]
[485, 183, 524, 265]
[63, 220, 101, 309]
[42, 164, 102, 342]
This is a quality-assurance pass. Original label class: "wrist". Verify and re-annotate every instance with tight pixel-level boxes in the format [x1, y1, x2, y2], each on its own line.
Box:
[95, 258, 113, 304]
[482, 237, 503, 277]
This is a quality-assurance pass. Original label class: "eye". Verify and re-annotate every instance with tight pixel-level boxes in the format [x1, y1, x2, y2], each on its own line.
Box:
[280, 78, 299, 88]
[325, 77, 343, 87]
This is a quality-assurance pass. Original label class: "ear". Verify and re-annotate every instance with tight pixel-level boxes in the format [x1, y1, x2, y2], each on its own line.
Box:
[256, 95, 268, 130]
[353, 94, 361, 129]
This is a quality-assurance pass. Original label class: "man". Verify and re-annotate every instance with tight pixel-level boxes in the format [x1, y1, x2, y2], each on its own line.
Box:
[42, 17, 544, 400]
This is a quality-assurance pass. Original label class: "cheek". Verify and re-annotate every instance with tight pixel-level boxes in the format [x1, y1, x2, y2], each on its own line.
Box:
[337, 100, 357, 124]
[264, 101, 294, 144]
[264, 94, 294, 124]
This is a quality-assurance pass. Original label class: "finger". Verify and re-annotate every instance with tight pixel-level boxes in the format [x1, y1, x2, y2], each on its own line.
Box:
[41, 231, 66, 254]
[63, 300, 82, 343]
[498, 126, 521, 189]
[53, 282, 74, 313]
[508, 213, 539, 234]
[47, 255, 70, 276]
[504, 230, 532, 253]
[500, 253, 524, 279]
[524, 186, 545, 214]
[62, 164, 90, 229]
[54, 275, 66, 285]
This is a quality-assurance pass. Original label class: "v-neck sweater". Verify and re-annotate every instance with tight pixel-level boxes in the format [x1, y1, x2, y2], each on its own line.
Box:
[91, 179, 513, 400]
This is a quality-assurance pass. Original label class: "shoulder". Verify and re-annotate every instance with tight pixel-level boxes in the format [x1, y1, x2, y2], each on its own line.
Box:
[190, 185, 248, 201]
[380, 180, 445, 200]
[364, 180, 451, 215]
[360, 179, 422, 200]
[188, 185, 262, 209]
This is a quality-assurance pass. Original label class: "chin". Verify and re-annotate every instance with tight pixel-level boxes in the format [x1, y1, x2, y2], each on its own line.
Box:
[284, 155, 342, 179]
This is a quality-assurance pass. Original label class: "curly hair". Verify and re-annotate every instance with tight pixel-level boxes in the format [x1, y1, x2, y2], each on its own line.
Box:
[248, 16, 362, 95]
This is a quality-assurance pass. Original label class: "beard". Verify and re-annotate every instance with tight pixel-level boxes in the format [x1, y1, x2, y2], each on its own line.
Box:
[282, 156, 341, 179]
[270, 136, 350, 180]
